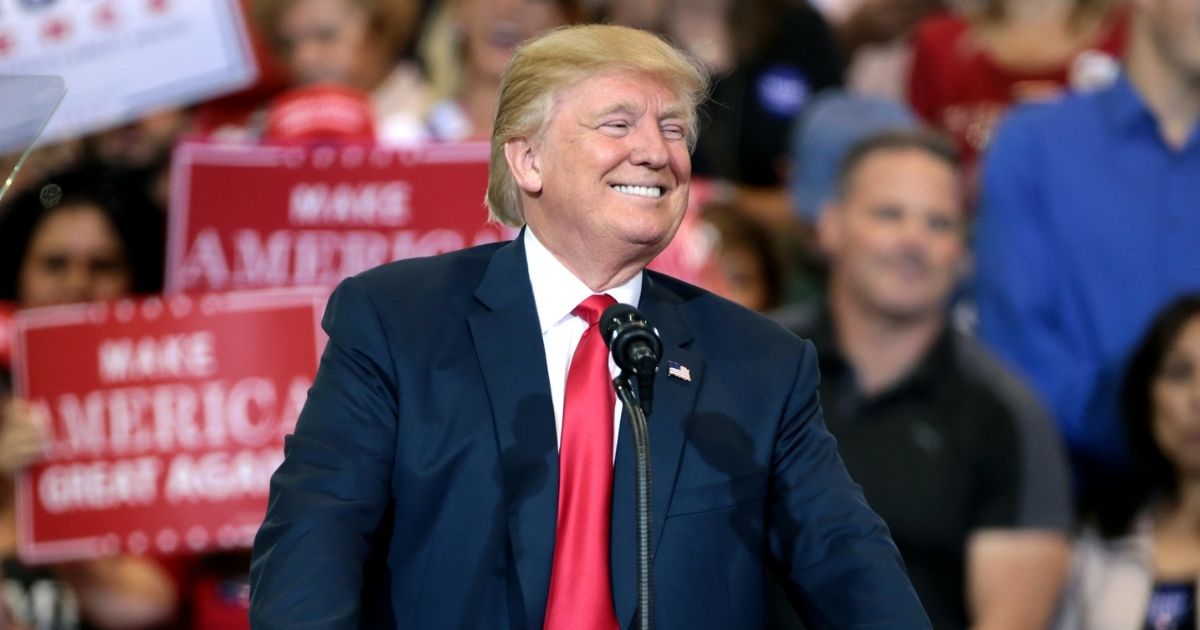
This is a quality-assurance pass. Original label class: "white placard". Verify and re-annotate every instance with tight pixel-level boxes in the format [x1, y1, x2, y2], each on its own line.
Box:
[0, 0, 257, 144]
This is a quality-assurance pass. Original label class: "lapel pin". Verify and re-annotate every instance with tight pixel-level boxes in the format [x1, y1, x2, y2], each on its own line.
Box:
[667, 360, 691, 382]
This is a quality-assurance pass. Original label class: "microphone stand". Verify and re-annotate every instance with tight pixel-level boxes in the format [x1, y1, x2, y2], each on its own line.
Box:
[613, 372, 653, 630]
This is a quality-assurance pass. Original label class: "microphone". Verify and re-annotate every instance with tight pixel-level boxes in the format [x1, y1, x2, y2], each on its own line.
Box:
[600, 303, 662, 416]
[600, 303, 660, 629]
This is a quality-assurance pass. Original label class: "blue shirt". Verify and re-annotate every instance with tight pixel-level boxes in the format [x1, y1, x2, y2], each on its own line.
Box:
[974, 74, 1200, 469]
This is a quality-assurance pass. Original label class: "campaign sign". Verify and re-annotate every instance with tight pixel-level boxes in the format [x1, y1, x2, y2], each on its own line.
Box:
[11, 289, 326, 563]
[0, 0, 257, 143]
[166, 141, 511, 292]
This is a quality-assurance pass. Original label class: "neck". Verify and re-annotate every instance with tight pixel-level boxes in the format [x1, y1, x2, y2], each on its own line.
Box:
[529, 228, 650, 293]
[1126, 22, 1200, 148]
[828, 284, 944, 397]
[359, 49, 395, 94]
[1165, 476, 1200, 523]
[459, 68, 502, 139]
[544, 244, 646, 293]
[1001, 0, 1073, 24]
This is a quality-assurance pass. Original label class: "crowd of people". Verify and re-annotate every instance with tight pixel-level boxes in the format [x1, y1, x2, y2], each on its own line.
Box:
[0, 0, 1197, 627]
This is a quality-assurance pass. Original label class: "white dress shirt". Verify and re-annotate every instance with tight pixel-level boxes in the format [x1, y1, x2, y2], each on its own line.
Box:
[523, 228, 641, 459]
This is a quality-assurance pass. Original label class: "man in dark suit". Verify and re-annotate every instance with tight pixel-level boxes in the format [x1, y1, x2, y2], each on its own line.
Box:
[249, 24, 929, 629]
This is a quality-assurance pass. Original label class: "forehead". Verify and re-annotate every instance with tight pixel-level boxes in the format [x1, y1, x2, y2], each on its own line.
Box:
[1169, 319, 1200, 352]
[32, 203, 114, 239]
[551, 71, 687, 119]
[281, 0, 363, 27]
[847, 149, 959, 195]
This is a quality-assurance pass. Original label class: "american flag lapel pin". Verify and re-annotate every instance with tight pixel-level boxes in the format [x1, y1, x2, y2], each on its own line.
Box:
[667, 360, 691, 382]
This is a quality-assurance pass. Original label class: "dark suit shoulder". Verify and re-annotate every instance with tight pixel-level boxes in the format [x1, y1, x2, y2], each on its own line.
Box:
[354, 240, 506, 295]
[347, 240, 508, 315]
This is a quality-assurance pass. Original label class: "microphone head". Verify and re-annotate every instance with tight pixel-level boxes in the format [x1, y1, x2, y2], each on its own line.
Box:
[599, 303, 640, 347]
[599, 303, 662, 375]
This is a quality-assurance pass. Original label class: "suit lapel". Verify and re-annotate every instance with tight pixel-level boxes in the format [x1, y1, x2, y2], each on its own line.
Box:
[611, 273, 704, 628]
[467, 237, 559, 630]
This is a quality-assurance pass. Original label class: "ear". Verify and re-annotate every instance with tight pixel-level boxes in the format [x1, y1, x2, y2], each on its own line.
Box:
[504, 137, 543, 196]
[816, 201, 841, 256]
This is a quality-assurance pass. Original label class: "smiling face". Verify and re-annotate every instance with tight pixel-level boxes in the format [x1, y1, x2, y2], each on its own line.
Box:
[457, 0, 569, 82]
[1152, 317, 1200, 476]
[510, 72, 691, 277]
[276, 0, 391, 91]
[821, 147, 966, 323]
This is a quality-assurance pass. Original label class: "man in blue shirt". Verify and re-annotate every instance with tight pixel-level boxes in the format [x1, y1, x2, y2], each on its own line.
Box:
[974, 0, 1200, 480]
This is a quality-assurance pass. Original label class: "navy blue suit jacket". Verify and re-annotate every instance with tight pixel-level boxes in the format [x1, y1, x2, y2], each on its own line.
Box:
[249, 237, 929, 628]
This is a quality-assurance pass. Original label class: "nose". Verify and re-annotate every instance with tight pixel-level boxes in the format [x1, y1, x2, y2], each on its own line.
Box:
[289, 39, 327, 84]
[61, 261, 92, 303]
[629, 124, 670, 169]
[897, 214, 930, 248]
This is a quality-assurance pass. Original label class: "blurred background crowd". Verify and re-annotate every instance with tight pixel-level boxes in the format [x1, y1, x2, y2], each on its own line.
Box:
[0, 0, 1198, 628]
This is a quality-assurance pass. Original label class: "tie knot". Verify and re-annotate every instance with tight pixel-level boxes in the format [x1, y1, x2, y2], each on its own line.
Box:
[573, 294, 616, 326]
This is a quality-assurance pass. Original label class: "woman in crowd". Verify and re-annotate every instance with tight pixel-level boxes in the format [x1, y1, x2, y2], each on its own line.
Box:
[1057, 295, 1200, 629]
[696, 202, 789, 313]
[418, 0, 582, 141]
[908, 0, 1126, 190]
[0, 166, 174, 629]
[250, 0, 430, 144]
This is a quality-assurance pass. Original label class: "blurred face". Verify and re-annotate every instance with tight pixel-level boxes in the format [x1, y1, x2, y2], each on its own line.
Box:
[18, 204, 132, 308]
[1142, 0, 1200, 81]
[457, 0, 568, 81]
[1152, 317, 1200, 475]
[516, 72, 691, 267]
[668, 0, 733, 74]
[716, 245, 770, 312]
[276, 0, 390, 91]
[820, 148, 965, 322]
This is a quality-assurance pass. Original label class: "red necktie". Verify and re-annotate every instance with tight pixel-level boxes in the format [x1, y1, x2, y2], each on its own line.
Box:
[544, 293, 620, 630]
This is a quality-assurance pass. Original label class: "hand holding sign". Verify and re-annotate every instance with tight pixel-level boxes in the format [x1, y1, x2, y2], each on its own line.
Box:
[0, 399, 47, 478]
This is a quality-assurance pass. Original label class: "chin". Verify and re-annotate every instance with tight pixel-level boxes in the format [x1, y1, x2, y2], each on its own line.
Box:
[615, 215, 677, 244]
[624, 231, 673, 251]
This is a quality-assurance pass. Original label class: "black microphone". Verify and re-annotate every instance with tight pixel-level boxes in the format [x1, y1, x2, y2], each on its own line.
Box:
[600, 303, 662, 415]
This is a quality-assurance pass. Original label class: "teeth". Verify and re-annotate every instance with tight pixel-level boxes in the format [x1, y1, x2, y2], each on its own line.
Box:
[611, 184, 663, 199]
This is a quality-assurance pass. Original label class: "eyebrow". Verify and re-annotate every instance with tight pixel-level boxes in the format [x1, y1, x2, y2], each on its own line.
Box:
[594, 102, 642, 119]
[592, 101, 688, 122]
[658, 104, 688, 122]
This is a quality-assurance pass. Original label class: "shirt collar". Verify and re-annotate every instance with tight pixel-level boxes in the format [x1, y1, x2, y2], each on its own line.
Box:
[810, 302, 955, 404]
[1101, 71, 1200, 151]
[523, 227, 642, 333]
[1103, 71, 1164, 136]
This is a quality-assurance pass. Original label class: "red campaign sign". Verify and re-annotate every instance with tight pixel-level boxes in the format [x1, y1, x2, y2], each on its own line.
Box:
[11, 289, 327, 563]
[166, 140, 513, 293]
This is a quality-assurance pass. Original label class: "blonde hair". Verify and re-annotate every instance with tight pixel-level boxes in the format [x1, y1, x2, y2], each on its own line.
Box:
[485, 24, 709, 227]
